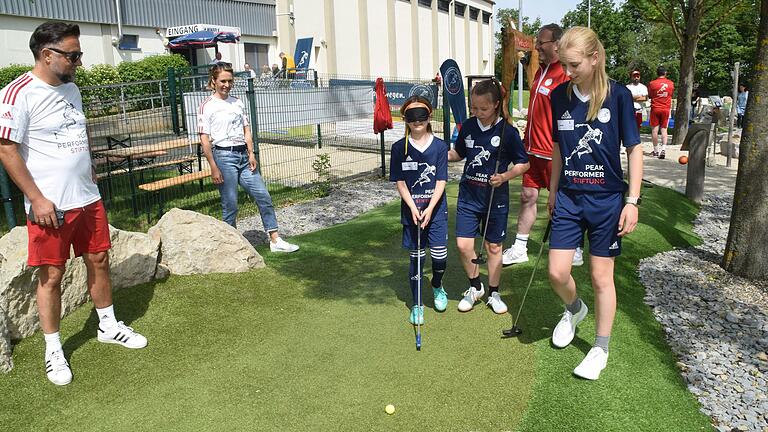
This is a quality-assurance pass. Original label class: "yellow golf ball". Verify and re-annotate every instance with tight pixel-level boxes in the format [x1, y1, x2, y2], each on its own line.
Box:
[385, 404, 395, 415]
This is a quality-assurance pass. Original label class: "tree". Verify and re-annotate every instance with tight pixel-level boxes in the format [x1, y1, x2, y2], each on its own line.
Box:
[630, 0, 748, 148]
[722, 0, 768, 279]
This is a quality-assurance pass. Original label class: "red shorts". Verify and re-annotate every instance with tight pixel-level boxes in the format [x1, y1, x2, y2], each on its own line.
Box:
[522, 155, 552, 189]
[27, 200, 112, 267]
[635, 112, 643, 130]
[649, 109, 670, 128]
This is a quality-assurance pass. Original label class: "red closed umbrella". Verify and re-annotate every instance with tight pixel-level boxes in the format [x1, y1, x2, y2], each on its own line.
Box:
[373, 78, 393, 134]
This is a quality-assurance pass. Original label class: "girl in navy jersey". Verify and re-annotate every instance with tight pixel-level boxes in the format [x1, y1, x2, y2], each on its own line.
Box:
[447, 80, 529, 315]
[390, 96, 449, 325]
[547, 27, 643, 380]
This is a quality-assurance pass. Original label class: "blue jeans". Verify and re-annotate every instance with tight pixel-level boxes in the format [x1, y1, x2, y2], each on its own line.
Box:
[213, 148, 278, 231]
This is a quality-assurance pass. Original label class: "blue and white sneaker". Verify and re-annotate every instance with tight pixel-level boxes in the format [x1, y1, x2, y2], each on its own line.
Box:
[433, 287, 448, 312]
[409, 305, 424, 325]
[98, 321, 148, 349]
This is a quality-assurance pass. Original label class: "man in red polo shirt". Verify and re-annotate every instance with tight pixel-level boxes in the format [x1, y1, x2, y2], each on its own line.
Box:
[503, 24, 582, 266]
[648, 66, 675, 159]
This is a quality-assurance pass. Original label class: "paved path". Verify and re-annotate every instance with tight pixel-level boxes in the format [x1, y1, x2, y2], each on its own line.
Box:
[623, 135, 739, 196]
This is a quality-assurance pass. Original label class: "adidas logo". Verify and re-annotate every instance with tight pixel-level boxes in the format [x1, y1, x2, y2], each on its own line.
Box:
[561, 110, 572, 120]
[609, 241, 619, 250]
[406, 155, 413, 161]
[1, 111, 12, 120]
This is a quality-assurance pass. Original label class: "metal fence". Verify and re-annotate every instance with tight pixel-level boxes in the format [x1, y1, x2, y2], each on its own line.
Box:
[1, 70, 453, 233]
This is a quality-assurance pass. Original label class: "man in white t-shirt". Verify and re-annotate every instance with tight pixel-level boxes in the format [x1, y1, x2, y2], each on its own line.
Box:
[0, 22, 147, 386]
[626, 69, 648, 132]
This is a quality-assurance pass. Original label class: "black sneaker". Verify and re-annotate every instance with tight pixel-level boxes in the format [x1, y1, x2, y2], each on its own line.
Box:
[658, 151, 666, 160]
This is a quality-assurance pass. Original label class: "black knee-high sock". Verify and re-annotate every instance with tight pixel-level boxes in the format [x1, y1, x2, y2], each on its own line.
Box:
[409, 250, 425, 305]
[430, 246, 447, 288]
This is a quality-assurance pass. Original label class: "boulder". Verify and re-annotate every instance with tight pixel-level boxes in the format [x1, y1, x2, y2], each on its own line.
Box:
[0, 225, 160, 372]
[148, 208, 264, 275]
[0, 301, 12, 373]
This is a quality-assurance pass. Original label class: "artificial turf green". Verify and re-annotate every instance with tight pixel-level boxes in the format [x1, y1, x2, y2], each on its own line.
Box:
[0, 182, 712, 431]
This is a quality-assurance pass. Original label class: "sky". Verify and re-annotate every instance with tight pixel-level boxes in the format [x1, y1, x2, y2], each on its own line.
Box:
[493, 0, 624, 27]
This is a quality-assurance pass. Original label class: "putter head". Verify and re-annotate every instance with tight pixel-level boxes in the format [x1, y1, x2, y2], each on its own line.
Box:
[471, 257, 487, 265]
[501, 326, 522, 338]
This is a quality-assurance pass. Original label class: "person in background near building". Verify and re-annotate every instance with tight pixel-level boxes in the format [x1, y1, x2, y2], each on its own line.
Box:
[210, 51, 224, 65]
[271, 63, 280, 77]
[389, 96, 449, 325]
[243, 62, 257, 79]
[198, 64, 299, 253]
[279, 52, 296, 79]
[548, 26, 642, 380]
[0, 21, 148, 386]
[648, 66, 675, 159]
[626, 69, 648, 132]
[736, 83, 748, 128]
[260, 64, 272, 79]
[503, 24, 583, 267]
[448, 80, 529, 315]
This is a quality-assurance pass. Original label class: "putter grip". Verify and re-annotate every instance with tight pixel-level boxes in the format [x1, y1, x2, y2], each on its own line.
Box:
[543, 221, 552, 243]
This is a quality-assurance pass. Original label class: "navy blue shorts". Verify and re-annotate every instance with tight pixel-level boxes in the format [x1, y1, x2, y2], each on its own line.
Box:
[402, 218, 448, 250]
[550, 190, 623, 257]
[455, 205, 508, 244]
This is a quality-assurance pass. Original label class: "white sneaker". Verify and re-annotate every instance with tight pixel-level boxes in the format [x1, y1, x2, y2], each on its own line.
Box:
[502, 246, 529, 265]
[98, 321, 148, 349]
[486, 292, 508, 314]
[45, 349, 72, 386]
[270, 237, 299, 253]
[551, 301, 588, 348]
[573, 347, 609, 380]
[572, 247, 584, 266]
[457, 284, 485, 312]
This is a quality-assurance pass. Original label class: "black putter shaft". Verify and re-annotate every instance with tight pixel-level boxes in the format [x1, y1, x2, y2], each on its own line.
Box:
[503, 220, 552, 337]
[415, 215, 422, 351]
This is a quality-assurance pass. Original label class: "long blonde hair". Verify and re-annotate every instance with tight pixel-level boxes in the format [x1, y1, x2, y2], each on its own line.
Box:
[559, 27, 609, 122]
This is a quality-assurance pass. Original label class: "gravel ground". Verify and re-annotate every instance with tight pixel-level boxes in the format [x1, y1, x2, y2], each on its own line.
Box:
[639, 192, 768, 432]
[239, 167, 767, 431]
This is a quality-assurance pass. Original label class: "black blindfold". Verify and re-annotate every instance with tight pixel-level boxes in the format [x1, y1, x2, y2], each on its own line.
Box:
[404, 107, 430, 123]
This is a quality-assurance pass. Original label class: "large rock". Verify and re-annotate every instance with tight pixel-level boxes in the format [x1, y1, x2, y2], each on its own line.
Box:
[0, 300, 12, 373]
[0, 225, 159, 371]
[148, 208, 264, 275]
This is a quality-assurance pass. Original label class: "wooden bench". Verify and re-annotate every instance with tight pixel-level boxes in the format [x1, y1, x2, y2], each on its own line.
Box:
[138, 170, 211, 222]
[97, 155, 195, 179]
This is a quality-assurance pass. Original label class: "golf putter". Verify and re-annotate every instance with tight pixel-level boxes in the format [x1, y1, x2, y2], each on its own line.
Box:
[502, 220, 552, 338]
[415, 217, 422, 351]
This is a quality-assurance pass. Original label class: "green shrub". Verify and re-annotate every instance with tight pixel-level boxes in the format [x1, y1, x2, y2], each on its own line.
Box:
[0, 64, 33, 89]
[117, 53, 189, 82]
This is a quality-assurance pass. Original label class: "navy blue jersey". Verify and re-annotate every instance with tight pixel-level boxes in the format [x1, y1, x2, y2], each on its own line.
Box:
[454, 117, 528, 213]
[551, 80, 641, 193]
[390, 135, 449, 226]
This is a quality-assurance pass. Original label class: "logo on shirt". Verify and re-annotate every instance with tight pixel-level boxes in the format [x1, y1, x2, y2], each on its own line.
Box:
[53, 99, 86, 141]
[469, 148, 490, 168]
[1, 110, 12, 120]
[561, 110, 572, 119]
[490, 136, 500, 147]
[564, 124, 603, 166]
[406, 155, 413, 161]
[656, 83, 669, 98]
[413, 163, 436, 188]
[544, 78, 553, 86]
[597, 108, 611, 123]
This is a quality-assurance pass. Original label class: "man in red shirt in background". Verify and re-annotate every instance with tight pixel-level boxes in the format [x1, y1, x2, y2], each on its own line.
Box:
[503, 24, 582, 266]
[648, 66, 675, 159]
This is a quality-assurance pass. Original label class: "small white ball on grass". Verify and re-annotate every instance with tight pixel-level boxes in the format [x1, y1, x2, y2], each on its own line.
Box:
[385, 404, 395, 415]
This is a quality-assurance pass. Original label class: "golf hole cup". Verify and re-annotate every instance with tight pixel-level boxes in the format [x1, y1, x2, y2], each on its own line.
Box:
[385, 404, 395, 415]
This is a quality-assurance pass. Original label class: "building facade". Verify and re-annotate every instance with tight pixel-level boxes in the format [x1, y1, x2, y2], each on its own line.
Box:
[1, 0, 495, 80]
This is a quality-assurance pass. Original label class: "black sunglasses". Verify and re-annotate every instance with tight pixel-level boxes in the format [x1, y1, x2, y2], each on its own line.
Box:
[46, 47, 83, 63]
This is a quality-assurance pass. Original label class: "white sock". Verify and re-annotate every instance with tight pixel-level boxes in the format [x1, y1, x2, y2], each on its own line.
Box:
[44, 332, 62, 356]
[660, 142, 666, 153]
[513, 234, 529, 249]
[95, 305, 118, 329]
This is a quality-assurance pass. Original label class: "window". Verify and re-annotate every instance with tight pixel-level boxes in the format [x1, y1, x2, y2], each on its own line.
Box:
[437, 0, 449, 12]
[469, 7, 479, 21]
[118, 34, 139, 51]
[454, 2, 466, 16]
[418, 0, 431, 7]
[482, 11, 492, 24]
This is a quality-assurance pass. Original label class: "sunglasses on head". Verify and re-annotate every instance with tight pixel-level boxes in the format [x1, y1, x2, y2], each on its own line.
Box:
[46, 47, 83, 63]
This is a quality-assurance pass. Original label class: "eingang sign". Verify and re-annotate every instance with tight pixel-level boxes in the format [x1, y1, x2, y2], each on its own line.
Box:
[166, 24, 241, 38]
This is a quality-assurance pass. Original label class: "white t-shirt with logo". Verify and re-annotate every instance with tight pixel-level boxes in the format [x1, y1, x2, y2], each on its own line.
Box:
[626, 82, 648, 112]
[0, 72, 100, 212]
[197, 96, 249, 148]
